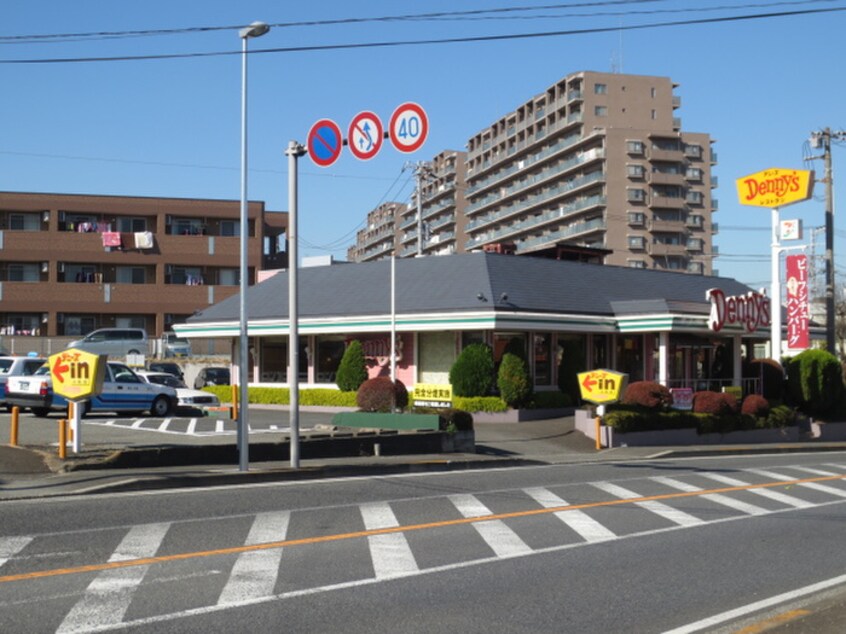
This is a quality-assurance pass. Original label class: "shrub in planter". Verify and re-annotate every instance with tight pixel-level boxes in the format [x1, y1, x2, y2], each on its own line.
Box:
[785, 349, 844, 419]
[336, 340, 368, 392]
[741, 394, 770, 417]
[356, 377, 408, 412]
[746, 359, 785, 401]
[449, 344, 495, 397]
[693, 391, 738, 415]
[497, 352, 532, 407]
[530, 391, 572, 409]
[452, 396, 508, 413]
[622, 381, 672, 410]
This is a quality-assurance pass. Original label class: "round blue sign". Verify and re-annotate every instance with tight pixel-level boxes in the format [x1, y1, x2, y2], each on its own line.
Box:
[307, 119, 343, 168]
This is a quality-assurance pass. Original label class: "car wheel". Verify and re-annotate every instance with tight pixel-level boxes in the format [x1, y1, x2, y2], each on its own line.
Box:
[150, 396, 172, 417]
[32, 408, 51, 417]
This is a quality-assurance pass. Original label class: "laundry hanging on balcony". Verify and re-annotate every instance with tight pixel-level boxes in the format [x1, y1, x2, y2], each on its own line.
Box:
[134, 231, 154, 249]
[101, 232, 122, 248]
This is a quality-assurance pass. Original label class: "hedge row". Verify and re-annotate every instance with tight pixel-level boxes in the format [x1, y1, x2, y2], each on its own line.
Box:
[604, 403, 796, 435]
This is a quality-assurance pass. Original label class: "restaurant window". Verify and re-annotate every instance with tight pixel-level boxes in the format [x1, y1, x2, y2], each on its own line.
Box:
[461, 331, 486, 350]
[316, 336, 346, 383]
[616, 335, 644, 382]
[533, 333, 552, 386]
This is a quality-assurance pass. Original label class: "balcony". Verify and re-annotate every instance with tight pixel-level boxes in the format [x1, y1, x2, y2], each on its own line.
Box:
[650, 242, 687, 257]
[650, 172, 685, 186]
[650, 195, 685, 209]
[650, 148, 684, 162]
[649, 218, 686, 232]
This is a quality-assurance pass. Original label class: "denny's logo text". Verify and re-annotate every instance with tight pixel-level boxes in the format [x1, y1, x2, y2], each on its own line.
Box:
[706, 288, 771, 333]
[736, 167, 813, 208]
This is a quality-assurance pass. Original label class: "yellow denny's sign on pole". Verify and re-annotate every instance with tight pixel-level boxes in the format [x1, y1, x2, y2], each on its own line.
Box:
[577, 369, 628, 405]
[736, 167, 814, 208]
[49, 349, 106, 401]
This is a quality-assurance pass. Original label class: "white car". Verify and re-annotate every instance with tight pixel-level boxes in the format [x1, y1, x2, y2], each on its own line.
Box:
[135, 370, 220, 412]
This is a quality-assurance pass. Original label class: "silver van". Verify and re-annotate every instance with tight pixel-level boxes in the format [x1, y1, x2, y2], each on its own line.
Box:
[68, 328, 149, 358]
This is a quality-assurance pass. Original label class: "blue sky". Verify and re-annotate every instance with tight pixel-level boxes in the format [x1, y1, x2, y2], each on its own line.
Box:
[2, 1, 845, 293]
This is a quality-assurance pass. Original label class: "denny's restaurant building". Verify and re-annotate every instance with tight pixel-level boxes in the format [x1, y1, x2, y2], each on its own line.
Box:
[177, 252, 781, 396]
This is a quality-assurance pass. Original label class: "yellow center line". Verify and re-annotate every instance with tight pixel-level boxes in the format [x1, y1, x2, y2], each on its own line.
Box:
[732, 608, 812, 633]
[2, 472, 844, 585]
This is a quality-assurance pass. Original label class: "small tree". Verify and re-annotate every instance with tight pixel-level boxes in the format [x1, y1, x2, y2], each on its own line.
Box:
[356, 377, 408, 412]
[785, 349, 844, 419]
[449, 343, 495, 397]
[336, 340, 368, 392]
[497, 353, 532, 407]
[622, 381, 672, 410]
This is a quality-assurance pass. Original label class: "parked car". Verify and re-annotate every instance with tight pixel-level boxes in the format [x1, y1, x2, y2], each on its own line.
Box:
[5, 361, 176, 417]
[135, 370, 219, 412]
[0, 355, 46, 409]
[162, 332, 191, 358]
[194, 367, 231, 389]
[67, 328, 148, 358]
[147, 361, 184, 381]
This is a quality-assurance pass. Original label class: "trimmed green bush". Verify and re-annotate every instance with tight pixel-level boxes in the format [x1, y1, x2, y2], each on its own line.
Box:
[449, 343, 495, 397]
[622, 381, 672, 409]
[529, 391, 572, 409]
[356, 377, 408, 412]
[786, 349, 844, 419]
[497, 353, 532, 407]
[204, 385, 358, 407]
[605, 403, 796, 435]
[336, 340, 368, 392]
[453, 396, 509, 413]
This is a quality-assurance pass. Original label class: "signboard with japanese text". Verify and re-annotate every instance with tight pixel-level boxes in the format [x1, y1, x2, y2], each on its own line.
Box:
[706, 288, 771, 333]
[735, 167, 814, 208]
[48, 349, 106, 401]
[786, 254, 810, 350]
[413, 383, 453, 408]
[670, 387, 693, 411]
[577, 369, 628, 405]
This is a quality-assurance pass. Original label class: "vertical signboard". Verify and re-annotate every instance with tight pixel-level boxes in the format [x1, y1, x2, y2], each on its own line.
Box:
[786, 254, 809, 350]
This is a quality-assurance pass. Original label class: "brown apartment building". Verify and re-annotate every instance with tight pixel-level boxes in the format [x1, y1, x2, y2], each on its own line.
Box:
[0, 192, 287, 339]
[349, 71, 718, 274]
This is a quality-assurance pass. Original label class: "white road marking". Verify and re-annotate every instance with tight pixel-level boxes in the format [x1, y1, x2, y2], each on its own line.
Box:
[448, 494, 532, 557]
[217, 511, 290, 605]
[156, 418, 170, 432]
[185, 418, 197, 435]
[130, 419, 146, 429]
[0, 536, 33, 568]
[747, 468, 846, 499]
[651, 476, 768, 516]
[593, 481, 704, 527]
[699, 473, 814, 508]
[524, 487, 616, 542]
[57, 523, 170, 634]
[360, 502, 418, 578]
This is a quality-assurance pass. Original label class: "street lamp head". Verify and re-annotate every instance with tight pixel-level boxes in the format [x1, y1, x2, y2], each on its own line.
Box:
[240, 21, 270, 39]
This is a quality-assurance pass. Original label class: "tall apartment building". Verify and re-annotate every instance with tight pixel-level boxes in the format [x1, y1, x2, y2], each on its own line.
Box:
[347, 202, 406, 263]
[0, 192, 287, 338]
[349, 71, 718, 274]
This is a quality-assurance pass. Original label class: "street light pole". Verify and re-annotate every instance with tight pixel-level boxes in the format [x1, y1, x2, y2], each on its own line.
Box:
[237, 21, 269, 472]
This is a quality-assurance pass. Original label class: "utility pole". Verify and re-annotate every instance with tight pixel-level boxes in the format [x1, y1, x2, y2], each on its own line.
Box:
[807, 128, 846, 353]
[407, 161, 433, 257]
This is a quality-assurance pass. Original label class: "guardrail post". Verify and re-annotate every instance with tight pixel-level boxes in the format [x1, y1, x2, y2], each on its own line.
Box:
[10, 406, 19, 446]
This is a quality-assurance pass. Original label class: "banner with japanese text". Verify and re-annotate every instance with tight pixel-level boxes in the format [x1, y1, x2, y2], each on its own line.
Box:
[785, 254, 809, 350]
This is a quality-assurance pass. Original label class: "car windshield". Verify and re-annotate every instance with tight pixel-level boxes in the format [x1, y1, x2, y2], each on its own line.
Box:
[34, 364, 50, 375]
[147, 374, 185, 389]
[207, 369, 229, 380]
[0, 360, 13, 373]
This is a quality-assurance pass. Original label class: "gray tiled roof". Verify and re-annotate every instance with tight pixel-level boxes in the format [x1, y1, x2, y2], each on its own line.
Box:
[188, 252, 755, 324]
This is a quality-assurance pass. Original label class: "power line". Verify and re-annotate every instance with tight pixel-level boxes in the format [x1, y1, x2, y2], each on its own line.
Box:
[1, 6, 844, 64]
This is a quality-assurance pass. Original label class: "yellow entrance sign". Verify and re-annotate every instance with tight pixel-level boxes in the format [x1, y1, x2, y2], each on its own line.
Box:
[577, 369, 628, 405]
[49, 349, 106, 401]
[736, 167, 814, 208]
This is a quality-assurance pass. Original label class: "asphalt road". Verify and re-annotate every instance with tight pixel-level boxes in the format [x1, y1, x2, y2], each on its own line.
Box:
[2, 452, 846, 632]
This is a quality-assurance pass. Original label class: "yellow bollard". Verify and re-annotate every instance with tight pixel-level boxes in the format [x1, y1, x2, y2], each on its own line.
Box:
[231, 384, 238, 419]
[58, 419, 67, 459]
[10, 406, 19, 446]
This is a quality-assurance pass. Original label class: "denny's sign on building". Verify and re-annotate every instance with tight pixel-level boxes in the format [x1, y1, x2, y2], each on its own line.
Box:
[736, 167, 814, 208]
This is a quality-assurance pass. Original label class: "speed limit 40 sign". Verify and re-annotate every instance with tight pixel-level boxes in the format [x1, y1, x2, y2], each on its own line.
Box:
[389, 102, 429, 153]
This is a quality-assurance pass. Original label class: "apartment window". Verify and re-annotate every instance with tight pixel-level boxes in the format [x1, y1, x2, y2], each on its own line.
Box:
[594, 105, 608, 117]
[626, 140, 644, 154]
[116, 266, 145, 284]
[651, 87, 657, 98]
[628, 236, 646, 249]
[594, 83, 607, 95]
[684, 144, 703, 158]
[627, 164, 645, 178]
[173, 218, 203, 235]
[170, 266, 203, 285]
[627, 212, 645, 225]
[627, 188, 646, 202]
[686, 191, 704, 204]
[220, 220, 240, 237]
[628, 260, 646, 269]
[7, 263, 39, 282]
[9, 213, 40, 231]
[218, 268, 238, 286]
[651, 110, 657, 120]
[116, 216, 147, 233]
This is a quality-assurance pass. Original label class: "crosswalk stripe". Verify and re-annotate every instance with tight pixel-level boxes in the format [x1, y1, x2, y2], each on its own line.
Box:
[700, 473, 815, 508]
[791, 466, 839, 477]
[57, 523, 169, 634]
[185, 418, 198, 435]
[217, 511, 290, 605]
[593, 481, 704, 527]
[449, 494, 532, 557]
[651, 476, 768, 516]
[747, 468, 846, 499]
[360, 503, 418, 578]
[0, 536, 33, 568]
[156, 418, 170, 432]
[215, 419, 225, 433]
[524, 487, 616, 542]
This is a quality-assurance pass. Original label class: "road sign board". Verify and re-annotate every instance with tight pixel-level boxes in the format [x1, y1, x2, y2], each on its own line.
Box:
[49, 348, 107, 401]
[389, 102, 429, 153]
[348, 111, 384, 161]
[577, 369, 628, 405]
[307, 119, 343, 167]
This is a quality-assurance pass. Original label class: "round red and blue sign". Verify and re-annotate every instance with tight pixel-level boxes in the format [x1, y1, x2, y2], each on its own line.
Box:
[307, 119, 343, 168]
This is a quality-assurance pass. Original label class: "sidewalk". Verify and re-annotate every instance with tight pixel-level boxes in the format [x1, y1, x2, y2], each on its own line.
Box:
[2, 413, 846, 501]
